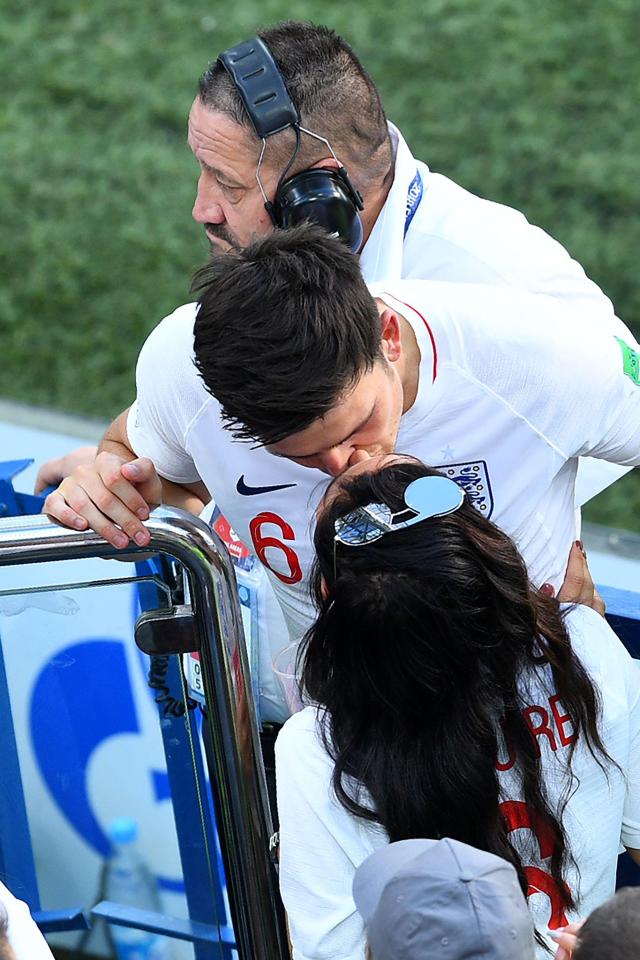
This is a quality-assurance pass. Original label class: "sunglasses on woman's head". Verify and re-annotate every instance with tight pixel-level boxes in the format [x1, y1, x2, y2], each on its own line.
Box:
[333, 474, 464, 553]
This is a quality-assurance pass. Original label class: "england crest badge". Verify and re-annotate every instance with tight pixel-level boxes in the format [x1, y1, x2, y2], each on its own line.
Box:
[433, 460, 494, 517]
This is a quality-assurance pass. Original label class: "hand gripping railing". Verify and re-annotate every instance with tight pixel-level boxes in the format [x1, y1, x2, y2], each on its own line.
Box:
[0, 507, 289, 960]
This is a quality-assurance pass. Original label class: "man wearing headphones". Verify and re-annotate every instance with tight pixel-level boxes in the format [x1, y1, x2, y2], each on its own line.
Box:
[44, 22, 629, 496]
[43, 22, 626, 708]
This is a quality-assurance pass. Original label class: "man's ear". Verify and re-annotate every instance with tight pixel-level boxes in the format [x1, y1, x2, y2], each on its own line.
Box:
[379, 308, 402, 363]
[309, 158, 341, 172]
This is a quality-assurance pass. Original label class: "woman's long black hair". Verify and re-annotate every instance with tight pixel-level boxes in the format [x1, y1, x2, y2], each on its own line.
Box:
[300, 458, 613, 931]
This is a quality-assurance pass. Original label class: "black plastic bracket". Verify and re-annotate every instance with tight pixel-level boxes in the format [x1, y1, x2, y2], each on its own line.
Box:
[135, 604, 200, 656]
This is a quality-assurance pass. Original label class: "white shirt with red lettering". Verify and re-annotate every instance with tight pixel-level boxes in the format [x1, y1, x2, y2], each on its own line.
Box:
[275, 605, 640, 960]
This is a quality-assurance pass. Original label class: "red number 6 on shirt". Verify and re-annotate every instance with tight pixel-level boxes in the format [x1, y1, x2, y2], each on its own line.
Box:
[249, 512, 303, 585]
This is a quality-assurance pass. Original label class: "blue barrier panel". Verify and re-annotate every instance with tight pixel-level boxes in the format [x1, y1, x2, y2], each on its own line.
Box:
[602, 585, 640, 658]
[600, 585, 640, 888]
[0, 635, 41, 909]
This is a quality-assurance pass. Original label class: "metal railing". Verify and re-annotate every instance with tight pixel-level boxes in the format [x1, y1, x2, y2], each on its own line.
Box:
[0, 507, 289, 960]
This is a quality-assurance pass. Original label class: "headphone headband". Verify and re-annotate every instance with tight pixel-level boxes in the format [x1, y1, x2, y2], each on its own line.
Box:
[217, 35, 365, 251]
[217, 37, 299, 139]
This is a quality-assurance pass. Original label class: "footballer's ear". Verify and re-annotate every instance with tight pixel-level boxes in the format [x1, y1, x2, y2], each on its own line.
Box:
[379, 308, 402, 363]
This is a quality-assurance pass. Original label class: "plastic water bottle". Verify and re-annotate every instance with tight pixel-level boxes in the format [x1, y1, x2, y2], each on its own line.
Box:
[105, 817, 170, 960]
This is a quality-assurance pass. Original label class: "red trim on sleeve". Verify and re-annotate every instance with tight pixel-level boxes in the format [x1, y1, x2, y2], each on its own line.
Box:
[387, 295, 438, 383]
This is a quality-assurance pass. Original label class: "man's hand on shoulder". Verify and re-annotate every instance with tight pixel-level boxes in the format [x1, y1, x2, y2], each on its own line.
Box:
[43, 452, 162, 549]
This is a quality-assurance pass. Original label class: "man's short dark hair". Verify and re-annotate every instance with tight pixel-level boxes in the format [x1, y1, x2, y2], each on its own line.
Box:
[574, 887, 640, 958]
[192, 223, 383, 446]
[199, 21, 392, 184]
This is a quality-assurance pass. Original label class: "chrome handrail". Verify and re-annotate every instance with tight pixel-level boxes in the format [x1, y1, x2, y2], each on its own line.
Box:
[0, 507, 288, 960]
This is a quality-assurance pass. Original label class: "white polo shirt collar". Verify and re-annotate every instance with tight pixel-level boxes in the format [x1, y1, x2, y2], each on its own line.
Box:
[359, 123, 428, 284]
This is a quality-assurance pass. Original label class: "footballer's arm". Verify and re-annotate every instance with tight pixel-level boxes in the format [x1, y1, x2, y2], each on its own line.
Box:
[43, 407, 209, 549]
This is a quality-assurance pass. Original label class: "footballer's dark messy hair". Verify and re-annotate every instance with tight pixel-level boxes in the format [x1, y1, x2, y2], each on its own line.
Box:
[192, 223, 383, 446]
[198, 21, 392, 187]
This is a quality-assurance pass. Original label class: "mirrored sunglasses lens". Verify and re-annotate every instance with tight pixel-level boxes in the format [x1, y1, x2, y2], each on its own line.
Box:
[335, 514, 384, 545]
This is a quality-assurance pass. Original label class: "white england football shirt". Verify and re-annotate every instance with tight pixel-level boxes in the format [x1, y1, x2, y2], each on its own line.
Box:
[274, 605, 640, 960]
[127, 280, 640, 658]
[362, 124, 632, 503]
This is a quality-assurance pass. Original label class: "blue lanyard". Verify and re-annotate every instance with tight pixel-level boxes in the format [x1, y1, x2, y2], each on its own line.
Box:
[404, 170, 423, 238]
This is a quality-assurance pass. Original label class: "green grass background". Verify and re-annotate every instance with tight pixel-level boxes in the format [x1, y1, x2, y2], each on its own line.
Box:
[2, 0, 639, 529]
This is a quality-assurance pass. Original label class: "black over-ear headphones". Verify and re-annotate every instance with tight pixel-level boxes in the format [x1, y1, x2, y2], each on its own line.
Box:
[218, 37, 365, 252]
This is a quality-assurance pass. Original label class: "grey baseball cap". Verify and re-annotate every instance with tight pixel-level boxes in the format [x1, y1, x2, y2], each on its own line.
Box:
[352, 837, 536, 960]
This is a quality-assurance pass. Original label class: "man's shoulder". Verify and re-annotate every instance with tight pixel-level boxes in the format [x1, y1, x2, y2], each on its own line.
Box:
[387, 124, 612, 309]
[139, 301, 200, 373]
[373, 279, 565, 347]
[147, 301, 199, 348]
[407, 164, 530, 251]
[135, 301, 208, 413]
[374, 279, 594, 407]
[398, 147, 606, 303]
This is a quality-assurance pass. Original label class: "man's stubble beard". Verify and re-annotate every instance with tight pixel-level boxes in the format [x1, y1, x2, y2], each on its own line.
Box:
[205, 224, 239, 252]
